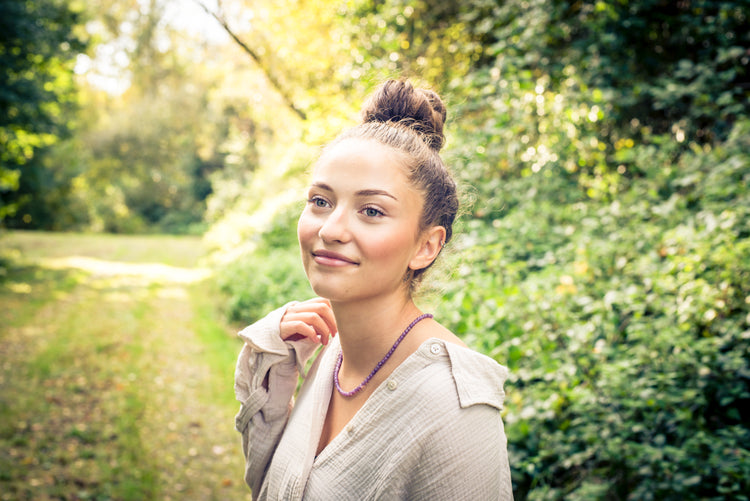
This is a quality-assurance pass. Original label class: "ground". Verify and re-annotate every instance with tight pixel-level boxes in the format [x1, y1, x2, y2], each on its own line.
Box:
[0, 231, 253, 500]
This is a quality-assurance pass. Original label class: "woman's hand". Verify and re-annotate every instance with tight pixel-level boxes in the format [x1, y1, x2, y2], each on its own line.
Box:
[280, 298, 337, 346]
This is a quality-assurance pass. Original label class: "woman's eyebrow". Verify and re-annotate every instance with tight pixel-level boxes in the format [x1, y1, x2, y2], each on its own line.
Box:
[311, 182, 333, 192]
[311, 182, 397, 201]
[356, 189, 397, 201]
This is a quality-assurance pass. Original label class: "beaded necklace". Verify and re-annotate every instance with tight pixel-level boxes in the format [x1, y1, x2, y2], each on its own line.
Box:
[334, 313, 433, 397]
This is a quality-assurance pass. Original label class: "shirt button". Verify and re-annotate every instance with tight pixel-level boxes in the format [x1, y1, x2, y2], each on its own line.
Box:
[346, 424, 354, 434]
[386, 379, 398, 391]
[430, 343, 442, 355]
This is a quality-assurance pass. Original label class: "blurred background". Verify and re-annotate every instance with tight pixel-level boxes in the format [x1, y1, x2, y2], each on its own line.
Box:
[1, 0, 749, 499]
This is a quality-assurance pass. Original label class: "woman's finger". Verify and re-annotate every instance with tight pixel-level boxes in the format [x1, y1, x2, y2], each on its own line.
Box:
[284, 298, 337, 338]
[280, 319, 318, 343]
[281, 311, 332, 344]
[289, 298, 337, 336]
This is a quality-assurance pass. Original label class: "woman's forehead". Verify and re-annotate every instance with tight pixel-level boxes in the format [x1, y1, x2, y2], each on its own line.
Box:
[311, 139, 412, 191]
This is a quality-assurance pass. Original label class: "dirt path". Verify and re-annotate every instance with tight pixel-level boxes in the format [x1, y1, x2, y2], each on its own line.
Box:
[0, 232, 252, 500]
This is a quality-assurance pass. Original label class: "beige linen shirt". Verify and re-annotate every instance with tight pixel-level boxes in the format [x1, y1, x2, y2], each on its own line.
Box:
[234, 304, 513, 500]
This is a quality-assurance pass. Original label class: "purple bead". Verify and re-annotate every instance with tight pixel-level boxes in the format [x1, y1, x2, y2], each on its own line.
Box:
[334, 313, 433, 397]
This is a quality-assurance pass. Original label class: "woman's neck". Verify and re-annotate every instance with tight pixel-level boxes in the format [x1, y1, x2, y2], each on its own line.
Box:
[331, 294, 422, 376]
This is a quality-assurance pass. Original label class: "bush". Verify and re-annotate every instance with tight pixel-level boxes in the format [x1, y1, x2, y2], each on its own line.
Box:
[214, 205, 314, 325]
[436, 121, 750, 499]
[216, 245, 313, 325]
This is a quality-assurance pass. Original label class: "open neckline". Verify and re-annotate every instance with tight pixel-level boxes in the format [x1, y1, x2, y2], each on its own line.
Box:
[312, 337, 449, 465]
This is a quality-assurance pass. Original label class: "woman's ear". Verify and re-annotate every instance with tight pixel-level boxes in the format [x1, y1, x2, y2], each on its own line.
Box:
[409, 226, 446, 271]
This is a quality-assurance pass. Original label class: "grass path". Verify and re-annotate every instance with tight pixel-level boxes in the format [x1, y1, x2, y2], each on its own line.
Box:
[0, 231, 252, 500]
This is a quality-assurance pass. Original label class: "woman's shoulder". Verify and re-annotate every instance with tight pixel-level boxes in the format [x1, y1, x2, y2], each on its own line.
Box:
[429, 321, 467, 348]
[442, 339, 509, 410]
[407, 336, 509, 413]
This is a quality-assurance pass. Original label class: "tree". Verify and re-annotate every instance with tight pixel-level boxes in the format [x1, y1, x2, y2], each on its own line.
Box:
[26, 0, 254, 233]
[0, 0, 87, 224]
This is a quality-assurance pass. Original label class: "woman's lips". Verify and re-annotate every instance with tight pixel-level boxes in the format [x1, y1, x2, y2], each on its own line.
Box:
[312, 250, 358, 266]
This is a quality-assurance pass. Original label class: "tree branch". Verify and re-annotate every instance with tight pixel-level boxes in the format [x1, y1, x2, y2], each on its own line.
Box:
[192, 0, 307, 121]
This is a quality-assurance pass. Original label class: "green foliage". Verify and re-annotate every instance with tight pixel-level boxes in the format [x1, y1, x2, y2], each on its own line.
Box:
[0, 0, 88, 223]
[217, 246, 312, 325]
[437, 120, 750, 499]
[78, 86, 221, 233]
[4, 0, 266, 234]
[456, 0, 750, 143]
[216, 206, 313, 324]
[337, 0, 479, 88]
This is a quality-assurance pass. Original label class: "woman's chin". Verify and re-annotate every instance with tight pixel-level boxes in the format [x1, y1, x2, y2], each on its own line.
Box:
[307, 282, 341, 302]
[308, 281, 362, 304]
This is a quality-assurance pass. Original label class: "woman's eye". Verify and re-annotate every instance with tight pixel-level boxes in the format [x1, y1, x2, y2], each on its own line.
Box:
[308, 197, 329, 208]
[363, 207, 383, 217]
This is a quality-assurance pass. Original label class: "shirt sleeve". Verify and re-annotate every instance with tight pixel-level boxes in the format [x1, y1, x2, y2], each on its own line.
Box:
[412, 343, 512, 500]
[382, 342, 513, 500]
[407, 404, 513, 500]
[233, 303, 319, 499]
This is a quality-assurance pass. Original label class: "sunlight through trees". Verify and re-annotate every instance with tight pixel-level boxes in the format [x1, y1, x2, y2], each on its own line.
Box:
[1, 0, 748, 498]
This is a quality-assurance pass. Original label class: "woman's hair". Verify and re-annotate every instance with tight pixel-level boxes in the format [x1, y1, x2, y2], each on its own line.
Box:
[324, 79, 459, 286]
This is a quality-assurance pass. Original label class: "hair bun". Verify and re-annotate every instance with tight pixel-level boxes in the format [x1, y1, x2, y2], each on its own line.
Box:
[361, 80, 447, 151]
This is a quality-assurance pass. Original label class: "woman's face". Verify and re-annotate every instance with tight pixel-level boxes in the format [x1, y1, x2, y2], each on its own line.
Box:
[297, 138, 427, 304]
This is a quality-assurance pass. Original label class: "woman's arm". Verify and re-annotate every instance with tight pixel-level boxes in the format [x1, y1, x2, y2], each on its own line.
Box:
[233, 298, 336, 498]
[407, 404, 513, 500]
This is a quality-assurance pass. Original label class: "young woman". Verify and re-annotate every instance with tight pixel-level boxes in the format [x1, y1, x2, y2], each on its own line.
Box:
[234, 80, 512, 500]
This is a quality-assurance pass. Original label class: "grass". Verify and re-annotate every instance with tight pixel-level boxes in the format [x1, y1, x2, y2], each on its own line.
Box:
[188, 281, 244, 408]
[0, 231, 251, 500]
[1, 230, 206, 267]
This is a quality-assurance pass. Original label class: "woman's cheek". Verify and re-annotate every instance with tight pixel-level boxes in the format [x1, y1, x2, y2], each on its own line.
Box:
[297, 211, 316, 247]
[364, 228, 412, 266]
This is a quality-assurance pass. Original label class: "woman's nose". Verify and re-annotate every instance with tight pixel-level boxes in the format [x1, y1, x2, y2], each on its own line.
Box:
[318, 207, 351, 243]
